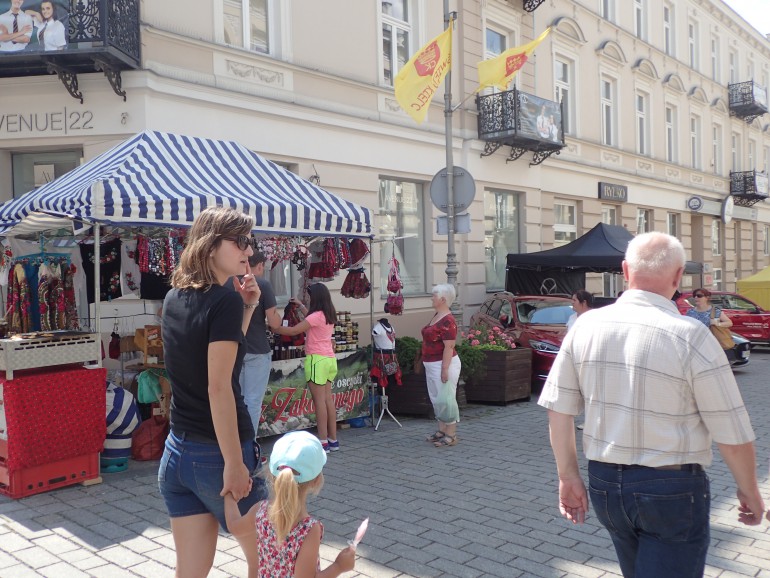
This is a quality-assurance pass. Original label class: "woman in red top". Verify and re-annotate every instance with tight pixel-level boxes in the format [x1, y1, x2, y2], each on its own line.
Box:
[421, 284, 461, 447]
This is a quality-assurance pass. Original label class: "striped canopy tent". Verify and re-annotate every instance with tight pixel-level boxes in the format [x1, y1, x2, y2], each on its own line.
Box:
[0, 130, 372, 238]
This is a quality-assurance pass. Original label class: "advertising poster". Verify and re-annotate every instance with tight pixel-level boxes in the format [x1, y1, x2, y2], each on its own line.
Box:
[257, 350, 370, 438]
[0, 0, 69, 53]
[517, 91, 563, 145]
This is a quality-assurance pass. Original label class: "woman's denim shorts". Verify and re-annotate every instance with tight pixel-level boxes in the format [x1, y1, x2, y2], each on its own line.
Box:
[158, 430, 268, 532]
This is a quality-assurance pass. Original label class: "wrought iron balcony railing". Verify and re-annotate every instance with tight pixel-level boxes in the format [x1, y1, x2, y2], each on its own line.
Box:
[0, 0, 140, 102]
[728, 81, 768, 124]
[730, 170, 769, 207]
[522, 0, 546, 11]
[477, 87, 565, 165]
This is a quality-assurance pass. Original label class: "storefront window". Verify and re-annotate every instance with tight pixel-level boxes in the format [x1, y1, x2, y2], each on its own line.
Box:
[11, 150, 81, 198]
[223, 0, 269, 53]
[601, 205, 617, 225]
[712, 219, 722, 256]
[379, 179, 426, 295]
[637, 208, 653, 233]
[484, 190, 520, 290]
[667, 213, 680, 238]
[764, 225, 770, 256]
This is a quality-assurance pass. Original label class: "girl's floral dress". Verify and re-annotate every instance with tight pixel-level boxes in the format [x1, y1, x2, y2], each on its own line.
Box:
[255, 500, 322, 577]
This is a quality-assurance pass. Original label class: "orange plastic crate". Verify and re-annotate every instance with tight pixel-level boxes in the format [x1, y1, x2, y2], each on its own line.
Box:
[0, 451, 99, 499]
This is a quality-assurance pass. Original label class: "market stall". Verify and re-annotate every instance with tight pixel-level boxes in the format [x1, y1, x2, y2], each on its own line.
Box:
[0, 131, 374, 458]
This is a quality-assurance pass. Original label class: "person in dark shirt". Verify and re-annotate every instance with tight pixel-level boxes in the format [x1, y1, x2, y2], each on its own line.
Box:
[159, 206, 267, 577]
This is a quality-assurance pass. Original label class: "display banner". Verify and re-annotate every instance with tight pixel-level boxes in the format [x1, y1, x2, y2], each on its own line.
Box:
[257, 349, 370, 438]
[517, 92, 563, 145]
[0, 0, 70, 53]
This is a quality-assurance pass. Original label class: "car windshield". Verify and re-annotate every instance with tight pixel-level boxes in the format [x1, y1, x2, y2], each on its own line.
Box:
[516, 300, 573, 325]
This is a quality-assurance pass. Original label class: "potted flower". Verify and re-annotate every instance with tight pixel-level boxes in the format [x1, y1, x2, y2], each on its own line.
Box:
[462, 326, 532, 403]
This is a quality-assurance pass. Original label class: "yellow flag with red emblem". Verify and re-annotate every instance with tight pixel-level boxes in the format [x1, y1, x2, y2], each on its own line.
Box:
[394, 24, 452, 124]
[477, 27, 551, 92]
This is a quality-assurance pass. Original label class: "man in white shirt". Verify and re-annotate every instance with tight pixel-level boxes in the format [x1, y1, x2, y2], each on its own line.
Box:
[0, 0, 33, 52]
[540, 232, 765, 577]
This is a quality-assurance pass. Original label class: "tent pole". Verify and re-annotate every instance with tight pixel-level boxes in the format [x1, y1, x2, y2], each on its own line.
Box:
[369, 238, 375, 428]
[94, 223, 102, 368]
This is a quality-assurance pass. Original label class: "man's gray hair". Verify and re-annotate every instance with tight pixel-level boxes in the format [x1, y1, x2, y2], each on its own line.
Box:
[625, 232, 686, 276]
[432, 283, 456, 307]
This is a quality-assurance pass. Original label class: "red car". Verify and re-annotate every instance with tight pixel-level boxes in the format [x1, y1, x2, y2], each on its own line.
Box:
[469, 292, 572, 391]
[675, 291, 770, 346]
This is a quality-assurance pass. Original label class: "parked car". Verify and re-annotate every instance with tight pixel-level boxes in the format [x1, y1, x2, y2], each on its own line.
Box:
[469, 292, 572, 391]
[675, 291, 770, 346]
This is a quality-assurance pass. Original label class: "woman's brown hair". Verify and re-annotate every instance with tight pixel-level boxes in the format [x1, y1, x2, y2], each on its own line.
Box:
[171, 206, 253, 290]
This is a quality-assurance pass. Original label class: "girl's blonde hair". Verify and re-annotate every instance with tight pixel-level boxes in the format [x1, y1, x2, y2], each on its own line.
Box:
[267, 468, 324, 543]
[171, 206, 253, 290]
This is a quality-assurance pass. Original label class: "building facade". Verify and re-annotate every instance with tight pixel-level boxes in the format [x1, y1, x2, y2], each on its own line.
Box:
[0, 0, 768, 338]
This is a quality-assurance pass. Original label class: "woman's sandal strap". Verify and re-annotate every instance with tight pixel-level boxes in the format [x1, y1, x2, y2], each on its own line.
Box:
[434, 435, 457, 447]
[427, 431, 446, 442]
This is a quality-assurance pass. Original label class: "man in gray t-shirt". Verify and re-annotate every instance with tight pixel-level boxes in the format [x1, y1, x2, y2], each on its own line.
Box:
[239, 252, 281, 433]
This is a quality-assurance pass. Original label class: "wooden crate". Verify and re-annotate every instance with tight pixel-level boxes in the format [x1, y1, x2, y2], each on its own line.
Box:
[465, 348, 532, 404]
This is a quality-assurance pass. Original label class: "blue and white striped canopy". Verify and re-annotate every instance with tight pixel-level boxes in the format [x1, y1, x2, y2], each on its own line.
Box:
[0, 131, 372, 238]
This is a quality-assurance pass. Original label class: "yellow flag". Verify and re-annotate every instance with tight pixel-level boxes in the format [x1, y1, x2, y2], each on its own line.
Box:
[477, 27, 551, 92]
[394, 25, 452, 124]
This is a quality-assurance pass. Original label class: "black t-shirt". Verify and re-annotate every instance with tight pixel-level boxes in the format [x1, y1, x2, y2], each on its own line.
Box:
[162, 285, 254, 442]
[224, 276, 277, 354]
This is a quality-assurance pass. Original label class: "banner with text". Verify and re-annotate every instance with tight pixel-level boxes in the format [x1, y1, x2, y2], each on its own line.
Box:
[257, 350, 370, 438]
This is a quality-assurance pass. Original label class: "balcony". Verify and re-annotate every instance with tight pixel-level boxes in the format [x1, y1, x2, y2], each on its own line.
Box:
[728, 81, 768, 124]
[730, 170, 769, 207]
[522, 0, 546, 11]
[477, 87, 565, 165]
[0, 0, 140, 102]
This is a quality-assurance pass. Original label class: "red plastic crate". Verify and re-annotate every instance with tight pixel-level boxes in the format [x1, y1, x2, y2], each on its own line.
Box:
[0, 452, 99, 499]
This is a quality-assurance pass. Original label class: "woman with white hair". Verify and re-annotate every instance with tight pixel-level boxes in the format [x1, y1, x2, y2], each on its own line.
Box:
[422, 284, 461, 447]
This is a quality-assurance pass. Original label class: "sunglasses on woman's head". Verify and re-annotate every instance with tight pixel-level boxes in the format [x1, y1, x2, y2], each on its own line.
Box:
[221, 234, 253, 251]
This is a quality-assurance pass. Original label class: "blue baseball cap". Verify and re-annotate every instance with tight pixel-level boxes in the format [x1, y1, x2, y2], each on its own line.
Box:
[269, 431, 327, 483]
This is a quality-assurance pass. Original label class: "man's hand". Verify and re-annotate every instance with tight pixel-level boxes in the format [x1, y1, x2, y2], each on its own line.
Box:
[558, 476, 589, 524]
[736, 488, 765, 526]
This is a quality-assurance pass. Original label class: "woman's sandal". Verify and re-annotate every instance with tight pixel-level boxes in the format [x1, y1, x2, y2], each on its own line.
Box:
[434, 435, 457, 448]
[426, 431, 446, 443]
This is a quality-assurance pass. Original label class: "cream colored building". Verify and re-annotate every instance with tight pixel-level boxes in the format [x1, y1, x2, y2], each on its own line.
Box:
[0, 0, 768, 339]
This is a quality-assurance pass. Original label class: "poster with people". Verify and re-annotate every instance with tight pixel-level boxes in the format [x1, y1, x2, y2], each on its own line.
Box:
[518, 92, 564, 145]
[0, 0, 69, 53]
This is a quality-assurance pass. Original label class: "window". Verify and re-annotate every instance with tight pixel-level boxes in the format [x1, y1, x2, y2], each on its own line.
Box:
[663, 4, 675, 56]
[729, 50, 738, 84]
[601, 205, 617, 225]
[637, 208, 653, 233]
[764, 147, 770, 173]
[485, 25, 517, 90]
[378, 179, 426, 294]
[690, 115, 701, 170]
[749, 140, 756, 169]
[748, 59, 755, 81]
[712, 219, 722, 256]
[667, 213, 680, 238]
[11, 150, 81, 198]
[764, 225, 769, 256]
[665, 105, 677, 163]
[732, 132, 741, 172]
[634, 0, 647, 40]
[601, 0, 616, 23]
[554, 201, 577, 246]
[601, 77, 616, 146]
[223, 0, 270, 53]
[636, 92, 649, 156]
[381, 0, 412, 86]
[713, 268, 722, 290]
[688, 20, 699, 70]
[712, 125, 722, 174]
[484, 191, 521, 290]
[554, 57, 575, 135]
[711, 36, 720, 82]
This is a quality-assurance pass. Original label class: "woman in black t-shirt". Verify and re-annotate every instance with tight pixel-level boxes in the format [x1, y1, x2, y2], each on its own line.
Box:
[159, 206, 267, 576]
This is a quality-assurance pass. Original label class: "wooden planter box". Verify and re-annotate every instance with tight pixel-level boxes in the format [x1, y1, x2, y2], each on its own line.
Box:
[386, 373, 467, 419]
[465, 348, 532, 404]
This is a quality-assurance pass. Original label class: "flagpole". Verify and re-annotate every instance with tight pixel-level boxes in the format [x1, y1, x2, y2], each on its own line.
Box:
[443, 2, 460, 319]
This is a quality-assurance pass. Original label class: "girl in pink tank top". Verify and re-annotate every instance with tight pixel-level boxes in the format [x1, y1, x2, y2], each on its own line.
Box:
[225, 431, 356, 577]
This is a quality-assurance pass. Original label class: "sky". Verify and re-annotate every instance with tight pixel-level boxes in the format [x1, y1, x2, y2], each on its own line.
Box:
[723, 0, 770, 37]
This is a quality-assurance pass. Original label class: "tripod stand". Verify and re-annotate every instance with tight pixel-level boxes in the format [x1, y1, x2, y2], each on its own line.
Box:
[375, 383, 402, 431]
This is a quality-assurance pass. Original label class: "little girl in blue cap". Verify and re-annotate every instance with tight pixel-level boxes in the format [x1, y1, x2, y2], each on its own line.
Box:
[225, 430, 356, 577]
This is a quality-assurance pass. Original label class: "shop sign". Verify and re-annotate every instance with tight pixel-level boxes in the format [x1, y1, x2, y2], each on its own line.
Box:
[0, 109, 95, 136]
[257, 349, 369, 437]
[687, 196, 704, 211]
[721, 195, 735, 225]
[598, 182, 628, 202]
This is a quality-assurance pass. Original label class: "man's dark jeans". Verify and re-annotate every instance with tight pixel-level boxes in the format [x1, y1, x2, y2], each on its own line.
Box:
[588, 460, 710, 578]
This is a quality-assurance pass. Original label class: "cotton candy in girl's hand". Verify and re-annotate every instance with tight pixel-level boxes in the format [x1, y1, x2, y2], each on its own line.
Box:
[349, 518, 369, 549]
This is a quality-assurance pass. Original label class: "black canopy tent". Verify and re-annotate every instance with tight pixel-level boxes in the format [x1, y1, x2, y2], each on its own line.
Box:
[505, 223, 702, 294]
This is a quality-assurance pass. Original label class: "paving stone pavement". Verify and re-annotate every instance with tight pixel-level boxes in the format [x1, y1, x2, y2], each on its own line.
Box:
[4, 352, 770, 577]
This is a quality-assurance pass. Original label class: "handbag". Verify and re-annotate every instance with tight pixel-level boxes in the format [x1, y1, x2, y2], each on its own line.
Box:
[710, 307, 735, 350]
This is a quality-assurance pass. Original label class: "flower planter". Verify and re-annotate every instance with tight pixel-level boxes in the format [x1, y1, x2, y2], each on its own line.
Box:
[386, 373, 467, 419]
[464, 348, 532, 403]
